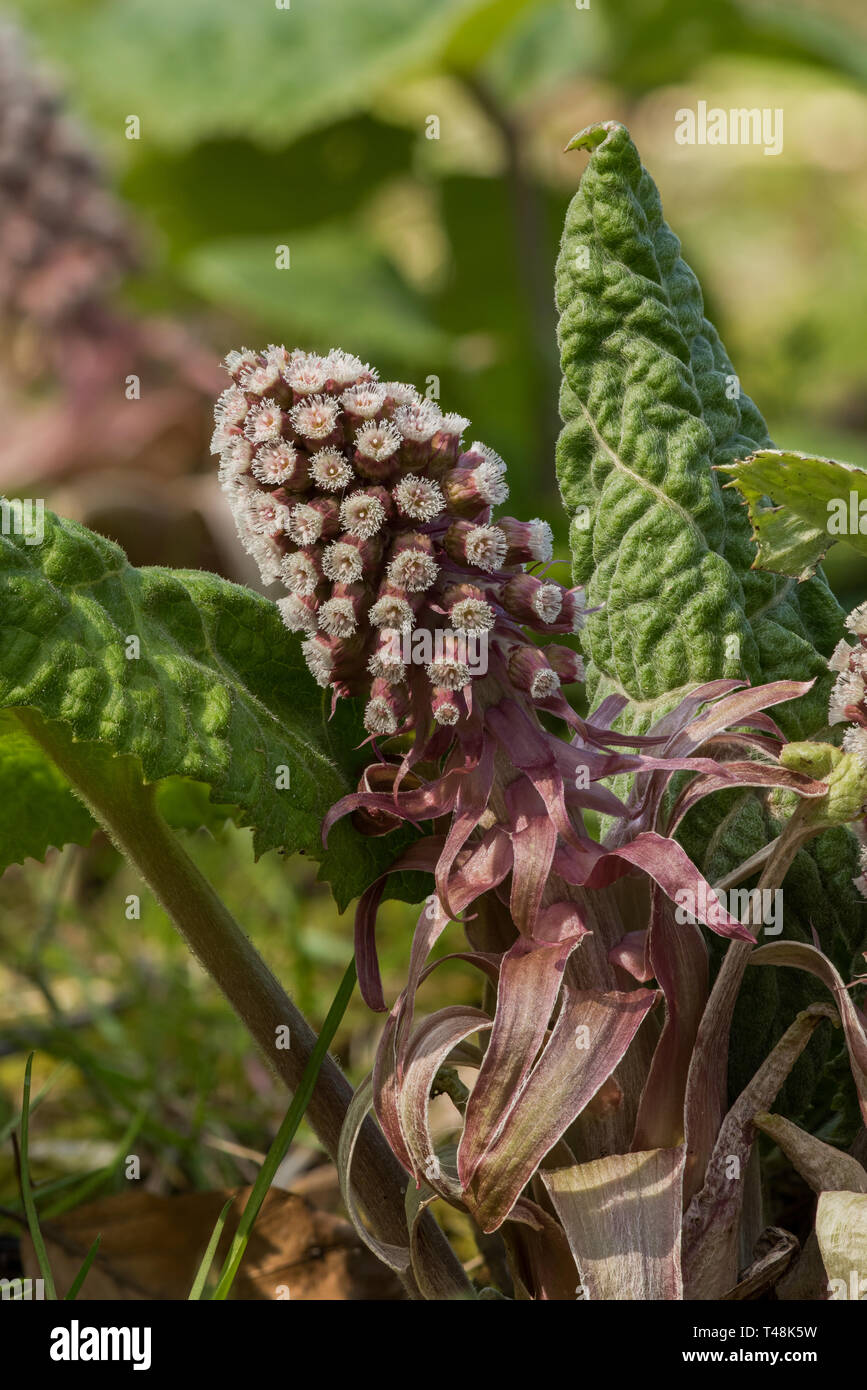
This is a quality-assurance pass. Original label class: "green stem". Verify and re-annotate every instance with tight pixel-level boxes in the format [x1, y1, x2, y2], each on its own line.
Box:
[15, 709, 463, 1299]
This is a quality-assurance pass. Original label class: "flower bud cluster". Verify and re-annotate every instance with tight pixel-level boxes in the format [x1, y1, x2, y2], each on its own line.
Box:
[828, 603, 867, 751]
[212, 346, 585, 736]
[0, 22, 136, 324]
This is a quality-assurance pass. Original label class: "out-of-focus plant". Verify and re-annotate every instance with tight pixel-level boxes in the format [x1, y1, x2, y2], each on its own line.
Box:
[1, 121, 866, 1300]
[0, 19, 223, 575]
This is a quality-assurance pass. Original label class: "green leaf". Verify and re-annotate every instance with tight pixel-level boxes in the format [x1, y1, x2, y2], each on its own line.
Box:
[120, 118, 416, 258]
[0, 710, 95, 872]
[554, 121, 865, 1116]
[0, 713, 242, 871]
[0, 511, 416, 909]
[441, 0, 546, 69]
[153, 778, 238, 835]
[12, 0, 539, 151]
[720, 449, 867, 581]
[555, 120, 839, 741]
[596, 0, 867, 93]
[183, 228, 451, 367]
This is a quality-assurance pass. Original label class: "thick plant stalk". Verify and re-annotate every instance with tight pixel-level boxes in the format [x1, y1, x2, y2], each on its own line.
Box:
[16, 708, 463, 1298]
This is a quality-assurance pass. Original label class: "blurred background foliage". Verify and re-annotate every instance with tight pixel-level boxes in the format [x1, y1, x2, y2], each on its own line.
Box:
[1, 0, 866, 1253]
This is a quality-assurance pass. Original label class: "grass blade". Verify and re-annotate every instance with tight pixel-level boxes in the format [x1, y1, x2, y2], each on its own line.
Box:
[188, 1196, 235, 1300]
[210, 956, 357, 1301]
[0, 1061, 70, 1149]
[65, 1235, 101, 1301]
[18, 1053, 57, 1300]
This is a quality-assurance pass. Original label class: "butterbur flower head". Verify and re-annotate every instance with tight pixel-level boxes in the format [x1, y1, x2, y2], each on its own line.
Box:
[323, 540, 364, 584]
[507, 644, 560, 700]
[284, 353, 329, 395]
[309, 448, 353, 491]
[252, 441, 302, 488]
[289, 394, 341, 442]
[247, 490, 291, 537]
[216, 386, 249, 426]
[301, 634, 335, 687]
[842, 725, 867, 765]
[501, 573, 566, 627]
[244, 399, 284, 444]
[341, 383, 387, 419]
[212, 345, 585, 712]
[264, 343, 292, 379]
[218, 448, 252, 488]
[439, 413, 470, 438]
[497, 516, 554, 566]
[829, 669, 866, 725]
[355, 420, 402, 473]
[224, 347, 259, 379]
[432, 687, 461, 725]
[281, 549, 321, 596]
[217, 430, 254, 473]
[394, 400, 443, 443]
[545, 644, 585, 685]
[248, 534, 284, 585]
[381, 382, 420, 406]
[340, 490, 387, 539]
[386, 547, 438, 593]
[287, 498, 339, 546]
[370, 592, 414, 632]
[318, 594, 360, 638]
[368, 639, 407, 686]
[324, 349, 370, 387]
[829, 638, 856, 673]
[393, 473, 445, 522]
[441, 520, 507, 572]
[845, 602, 867, 637]
[830, 603, 867, 735]
[244, 358, 282, 396]
[449, 594, 495, 633]
[426, 657, 471, 691]
[364, 679, 409, 737]
[277, 593, 318, 635]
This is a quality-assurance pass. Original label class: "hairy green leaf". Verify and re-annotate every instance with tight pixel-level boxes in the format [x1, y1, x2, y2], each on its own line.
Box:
[0, 511, 415, 909]
[721, 449, 867, 580]
[556, 121, 839, 738]
[554, 121, 865, 1114]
